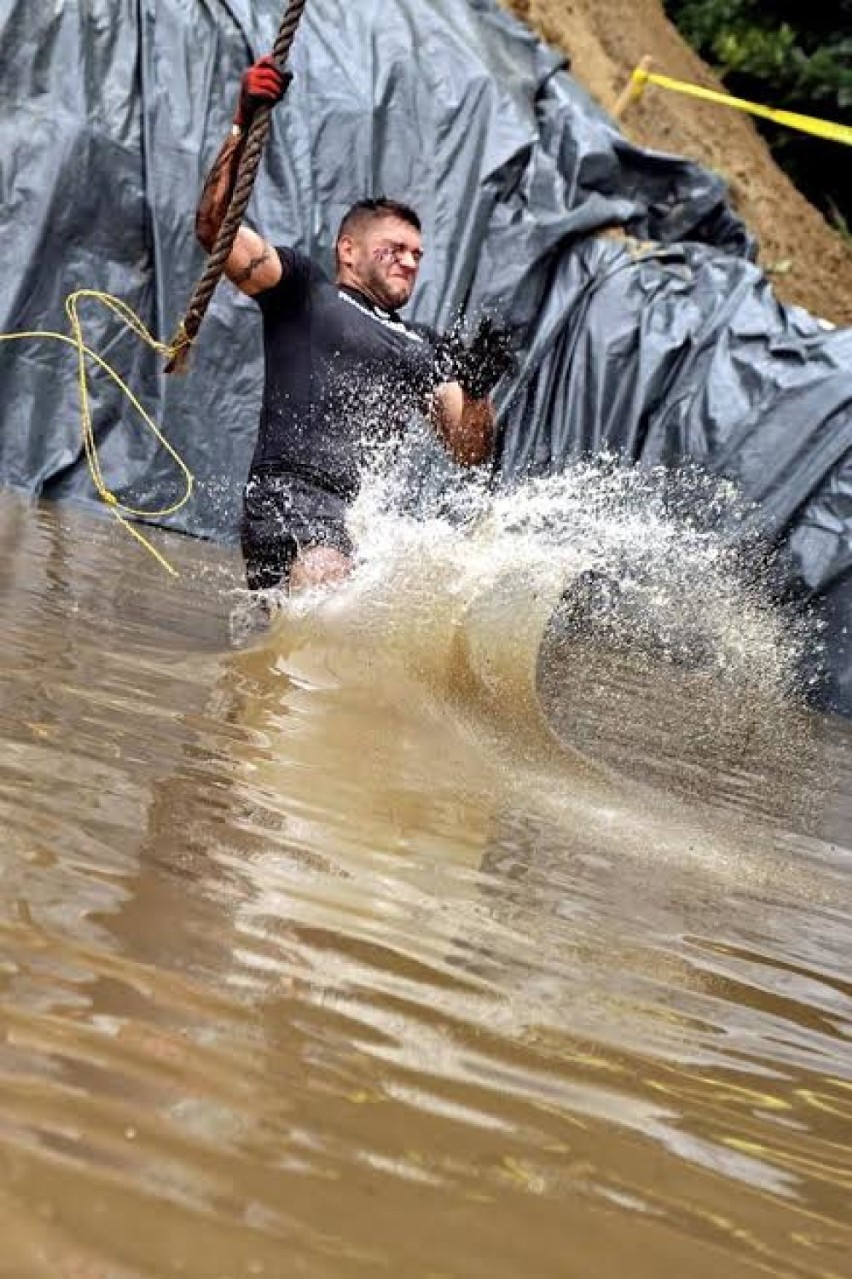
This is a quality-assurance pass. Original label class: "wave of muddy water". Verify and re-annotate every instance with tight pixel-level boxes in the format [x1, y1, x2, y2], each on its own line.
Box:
[0, 470, 850, 1279]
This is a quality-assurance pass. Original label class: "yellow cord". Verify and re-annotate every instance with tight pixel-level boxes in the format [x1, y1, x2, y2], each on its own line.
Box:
[628, 65, 852, 147]
[0, 290, 195, 577]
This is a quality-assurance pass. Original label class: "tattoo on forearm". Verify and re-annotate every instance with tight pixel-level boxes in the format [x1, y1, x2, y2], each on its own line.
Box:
[201, 137, 240, 197]
[232, 243, 272, 283]
[196, 133, 247, 247]
[207, 153, 230, 187]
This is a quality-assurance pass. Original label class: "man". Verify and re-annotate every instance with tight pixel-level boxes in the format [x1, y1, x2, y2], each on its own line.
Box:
[196, 56, 513, 594]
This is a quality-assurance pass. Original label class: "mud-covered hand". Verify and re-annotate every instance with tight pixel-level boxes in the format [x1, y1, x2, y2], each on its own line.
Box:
[460, 317, 516, 399]
[431, 330, 467, 388]
[434, 318, 516, 400]
[235, 56, 292, 128]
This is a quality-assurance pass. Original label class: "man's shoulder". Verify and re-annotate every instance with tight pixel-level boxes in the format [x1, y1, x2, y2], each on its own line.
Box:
[255, 246, 329, 312]
[406, 319, 439, 345]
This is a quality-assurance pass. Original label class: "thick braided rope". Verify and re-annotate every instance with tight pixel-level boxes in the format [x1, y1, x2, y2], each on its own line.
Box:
[166, 0, 308, 373]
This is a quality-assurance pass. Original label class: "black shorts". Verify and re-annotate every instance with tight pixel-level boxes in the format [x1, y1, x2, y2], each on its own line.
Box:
[240, 472, 354, 591]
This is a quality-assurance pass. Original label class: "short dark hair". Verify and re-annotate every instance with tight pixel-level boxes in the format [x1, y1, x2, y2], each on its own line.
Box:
[336, 197, 422, 245]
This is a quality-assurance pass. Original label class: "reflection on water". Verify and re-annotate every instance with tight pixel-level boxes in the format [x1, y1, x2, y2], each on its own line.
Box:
[0, 486, 850, 1279]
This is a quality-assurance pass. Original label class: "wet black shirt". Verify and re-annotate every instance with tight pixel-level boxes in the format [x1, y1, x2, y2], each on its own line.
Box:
[251, 247, 438, 500]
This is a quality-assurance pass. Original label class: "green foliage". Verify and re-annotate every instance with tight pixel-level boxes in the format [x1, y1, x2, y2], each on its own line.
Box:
[664, 0, 852, 227]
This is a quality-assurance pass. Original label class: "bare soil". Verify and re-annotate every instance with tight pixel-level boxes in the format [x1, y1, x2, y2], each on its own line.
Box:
[506, 0, 852, 326]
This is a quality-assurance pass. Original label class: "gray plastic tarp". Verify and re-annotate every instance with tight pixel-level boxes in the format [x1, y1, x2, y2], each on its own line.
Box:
[1, 0, 851, 709]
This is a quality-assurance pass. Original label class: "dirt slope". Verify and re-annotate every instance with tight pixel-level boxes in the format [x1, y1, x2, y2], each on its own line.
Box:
[506, 0, 852, 326]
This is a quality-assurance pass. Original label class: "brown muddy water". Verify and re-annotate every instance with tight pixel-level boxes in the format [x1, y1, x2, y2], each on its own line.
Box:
[0, 486, 851, 1279]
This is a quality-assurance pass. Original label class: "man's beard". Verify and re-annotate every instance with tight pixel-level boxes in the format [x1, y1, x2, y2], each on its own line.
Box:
[363, 259, 411, 310]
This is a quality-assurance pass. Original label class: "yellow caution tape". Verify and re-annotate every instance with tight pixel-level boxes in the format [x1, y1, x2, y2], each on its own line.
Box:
[628, 66, 852, 147]
[0, 291, 194, 576]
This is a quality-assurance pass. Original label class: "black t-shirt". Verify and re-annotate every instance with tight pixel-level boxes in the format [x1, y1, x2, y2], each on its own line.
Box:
[250, 247, 438, 500]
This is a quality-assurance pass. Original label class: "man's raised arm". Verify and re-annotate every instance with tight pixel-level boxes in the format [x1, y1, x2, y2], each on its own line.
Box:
[195, 56, 291, 296]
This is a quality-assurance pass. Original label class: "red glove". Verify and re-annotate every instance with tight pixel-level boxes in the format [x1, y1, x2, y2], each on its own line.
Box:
[234, 55, 292, 128]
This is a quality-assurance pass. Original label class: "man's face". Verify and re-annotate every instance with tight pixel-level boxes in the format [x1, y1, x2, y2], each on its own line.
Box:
[339, 215, 423, 310]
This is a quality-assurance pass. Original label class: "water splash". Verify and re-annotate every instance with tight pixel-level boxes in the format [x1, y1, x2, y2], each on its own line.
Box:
[239, 457, 818, 814]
